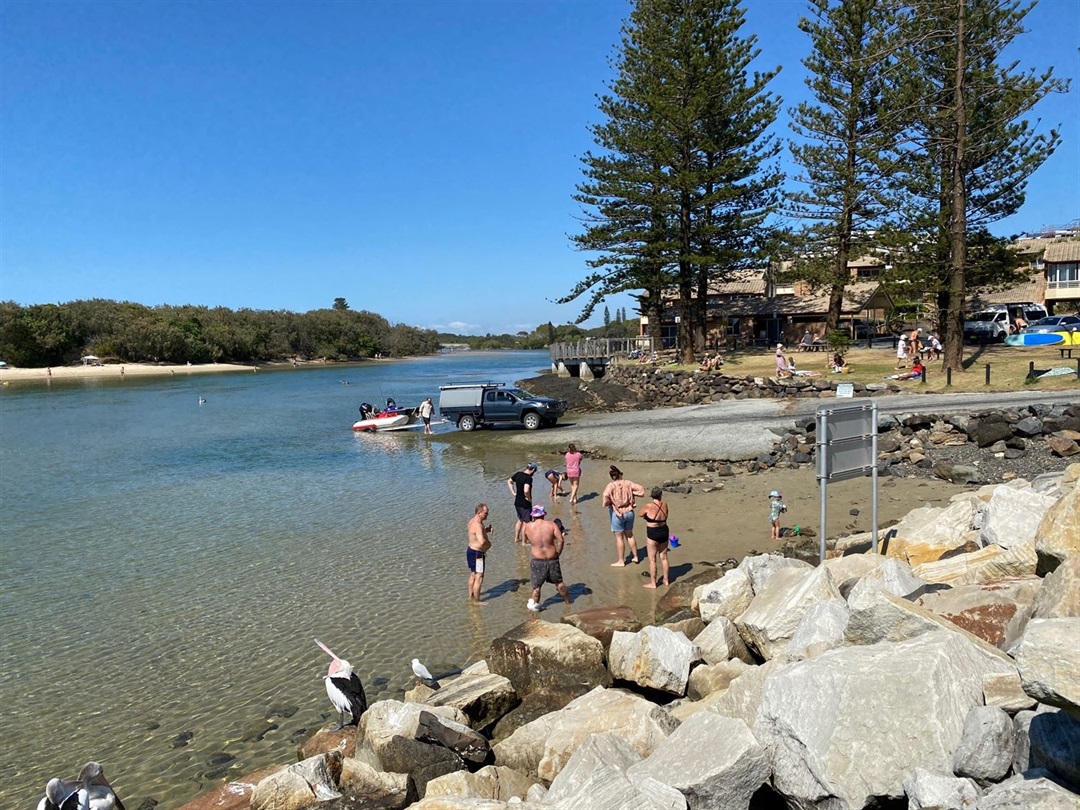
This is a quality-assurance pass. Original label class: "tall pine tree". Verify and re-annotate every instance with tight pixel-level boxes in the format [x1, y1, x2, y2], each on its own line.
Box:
[565, 0, 781, 362]
[892, 0, 1066, 370]
[785, 0, 903, 331]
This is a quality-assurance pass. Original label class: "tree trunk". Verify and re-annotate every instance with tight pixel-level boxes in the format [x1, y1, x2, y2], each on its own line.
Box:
[942, 0, 967, 373]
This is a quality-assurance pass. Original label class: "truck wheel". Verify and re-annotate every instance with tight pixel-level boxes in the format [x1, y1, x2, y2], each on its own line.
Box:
[458, 414, 477, 432]
[523, 412, 542, 431]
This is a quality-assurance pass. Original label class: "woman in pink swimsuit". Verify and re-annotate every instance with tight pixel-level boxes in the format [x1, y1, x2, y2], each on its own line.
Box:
[564, 443, 583, 505]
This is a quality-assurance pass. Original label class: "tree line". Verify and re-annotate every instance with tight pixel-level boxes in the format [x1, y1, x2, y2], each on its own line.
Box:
[562, 0, 1067, 370]
[0, 299, 442, 367]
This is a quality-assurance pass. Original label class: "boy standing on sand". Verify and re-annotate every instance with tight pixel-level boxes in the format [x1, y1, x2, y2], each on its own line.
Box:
[769, 490, 786, 542]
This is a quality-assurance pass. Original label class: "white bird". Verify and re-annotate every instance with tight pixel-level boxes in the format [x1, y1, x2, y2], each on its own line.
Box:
[315, 639, 368, 730]
[198, 397, 206, 405]
[37, 762, 125, 810]
[411, 658, 440, 688]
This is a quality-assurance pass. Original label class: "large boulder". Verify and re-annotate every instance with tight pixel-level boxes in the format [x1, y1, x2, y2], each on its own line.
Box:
[886, 499, 979, 553]
[628, 712, 769, 810]
[951, 705, 1014, 785]
[654, 567, 725, 622]
[422, 765, 537, 802]
[424, 673, 520, 734]
[177, 767, 279, 810]
[487, 621, 610, 699]
[489, 687, 590, 745]
[608, 625, 698, 695]
[785, 599, 850, 659]
[251, 752, 345, 810]
[915, 576, 1041, 649]
[692, 616, 754, 665]
[559, 605, 642, 651]
[983, 671, 1036, 713]
[542, 732, 686, 810]
[901, 768, 979, 810]
[694, 568, 754, 624]
[1032, 558, 1080, 619]
[1013, 618, 1080, 717]
[1016, 708, 1080, 792]
[492, 686, 679, 783]
[709, 656, 794, 729]
[974, 772, 1080, 808]
[980, 486, 1057, 549]
[354, 701, 476, 798]
[1034, 487, 1080, 574]
[736, 554, 813, 593]
[845, 557, 926, 605]
[914, 539, 1038, 586]
[735, 566, 842, 660]
[755, 633, 1015, 809]
[686, 659, 750, 701]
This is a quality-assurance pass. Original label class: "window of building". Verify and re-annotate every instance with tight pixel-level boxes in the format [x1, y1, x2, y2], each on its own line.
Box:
[1048, 263, 1079, 287]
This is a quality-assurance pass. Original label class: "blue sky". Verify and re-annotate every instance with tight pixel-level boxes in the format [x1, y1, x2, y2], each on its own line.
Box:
[1, 0, 1077, 336]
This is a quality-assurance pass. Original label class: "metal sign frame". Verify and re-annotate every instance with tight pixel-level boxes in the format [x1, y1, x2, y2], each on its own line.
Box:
[816, 401, 879, 561]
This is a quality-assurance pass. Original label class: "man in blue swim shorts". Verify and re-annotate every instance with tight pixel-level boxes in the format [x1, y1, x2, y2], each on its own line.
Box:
[466, 503, 493, 604]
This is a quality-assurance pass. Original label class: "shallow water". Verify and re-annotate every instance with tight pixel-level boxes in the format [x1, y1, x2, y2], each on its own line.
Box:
[1, 352, 636, 809]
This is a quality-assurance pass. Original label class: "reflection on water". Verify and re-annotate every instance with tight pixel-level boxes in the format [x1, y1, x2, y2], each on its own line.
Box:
[4, 352, 627, 810]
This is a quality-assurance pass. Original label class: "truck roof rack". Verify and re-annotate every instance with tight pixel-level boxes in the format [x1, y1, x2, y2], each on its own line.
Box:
[438, 381, 506, 389]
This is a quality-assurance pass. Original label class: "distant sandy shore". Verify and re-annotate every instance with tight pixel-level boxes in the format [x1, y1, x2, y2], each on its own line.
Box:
[0, 360, 344, 383]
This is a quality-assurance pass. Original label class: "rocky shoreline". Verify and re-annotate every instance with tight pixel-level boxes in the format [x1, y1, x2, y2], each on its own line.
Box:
[172, 456, 1080, 810]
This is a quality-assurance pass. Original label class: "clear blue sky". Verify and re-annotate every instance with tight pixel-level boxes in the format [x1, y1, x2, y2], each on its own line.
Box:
[2, 0, 1077, 335]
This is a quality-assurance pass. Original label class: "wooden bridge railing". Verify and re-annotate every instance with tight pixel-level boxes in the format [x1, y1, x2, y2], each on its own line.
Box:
[549, 337, 656, 362]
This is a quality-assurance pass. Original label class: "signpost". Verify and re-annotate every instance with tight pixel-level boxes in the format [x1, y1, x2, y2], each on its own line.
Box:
[816, 401, 879, 562]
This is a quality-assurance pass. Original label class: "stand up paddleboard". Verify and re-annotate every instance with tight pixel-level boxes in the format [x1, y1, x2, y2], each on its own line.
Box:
[1004, 331, 1080, 347]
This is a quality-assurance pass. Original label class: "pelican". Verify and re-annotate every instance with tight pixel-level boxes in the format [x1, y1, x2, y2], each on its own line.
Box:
[37, 762, 125, 810]
[411, 658, 440, 689]
[315, 639, 368, 730]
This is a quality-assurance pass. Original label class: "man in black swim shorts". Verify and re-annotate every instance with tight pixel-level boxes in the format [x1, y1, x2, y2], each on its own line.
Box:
[523, 505, 571, 611]
[507, 462, 538, 543]
[466, 503, 492, 604]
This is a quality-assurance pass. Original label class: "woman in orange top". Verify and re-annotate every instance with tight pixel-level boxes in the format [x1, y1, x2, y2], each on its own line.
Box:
[602, 465, 645, 566]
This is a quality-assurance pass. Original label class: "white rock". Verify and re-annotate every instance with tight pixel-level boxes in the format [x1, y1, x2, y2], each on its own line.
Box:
[980, 487, 1057, 549]
[1034, 487, 1080, 572]
[735, 566, 842, 660]
[785, 599, 850, 659]
[974, 772, 1080, 808]
[695, 569, 754, 624]
[847, 558, 927, 607]
[1032, 558, 1080, 619]
[709, 656, 794, 729]
[492, 686, 679, 783]
[952, 705, 1014, 784]
[736, 554, 813, 593]
[982, 671, 1036, 713]
[1013, 618, 1080, 716]
[902, 767, 979, 810]
[693, 616, 754, 665]
[914, 539, 1038, 587]
[628, 712, 768, 810]
[686, 659, 750, 701]
[822, 552, 889, 586]
[423, 765, 537, 801]
[891, 499, 979, 546]
[608, 626, 698, 695]
[755, 633, 1015, 809]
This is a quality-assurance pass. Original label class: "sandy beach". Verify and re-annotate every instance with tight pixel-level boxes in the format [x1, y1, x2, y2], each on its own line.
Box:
[0, 358, 408, 384]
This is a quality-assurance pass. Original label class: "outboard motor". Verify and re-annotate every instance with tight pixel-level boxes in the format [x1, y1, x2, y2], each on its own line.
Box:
[385, 397, 397, 412]
[359, 402, 374, 420]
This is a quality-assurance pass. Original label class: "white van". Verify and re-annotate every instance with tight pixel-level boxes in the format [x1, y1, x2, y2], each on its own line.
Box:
[963, 303, 1047, 342]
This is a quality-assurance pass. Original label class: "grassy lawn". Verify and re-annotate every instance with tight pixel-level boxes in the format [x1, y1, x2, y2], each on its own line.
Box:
[661, 344, 1080, 394]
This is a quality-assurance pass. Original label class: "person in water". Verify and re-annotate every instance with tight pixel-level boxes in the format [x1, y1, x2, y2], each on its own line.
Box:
[466, 503, 493, 604]
[602, 465, 645, 566]
[544, 468, 567, 499]
[564, 443, 583, 505]
[524, 505, 571, 611]
[639, 487, 671, 589]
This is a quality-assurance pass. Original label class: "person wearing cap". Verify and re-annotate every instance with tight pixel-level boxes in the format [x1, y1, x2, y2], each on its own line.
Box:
[523, 504, 571, 611]
[769, 490, 787, 542]
[895, 333, 908, 369]
[602, 465, 646, 566]
[507, 462, 538, 543]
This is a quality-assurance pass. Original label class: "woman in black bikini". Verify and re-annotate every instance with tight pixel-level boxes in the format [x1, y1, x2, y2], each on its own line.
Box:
[640, 487, 671, 589]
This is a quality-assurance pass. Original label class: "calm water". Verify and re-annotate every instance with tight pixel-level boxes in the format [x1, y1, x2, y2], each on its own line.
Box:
[0, 351, 632, 809]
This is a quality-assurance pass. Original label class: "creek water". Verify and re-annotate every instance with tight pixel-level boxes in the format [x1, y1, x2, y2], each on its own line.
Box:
[0, 351, 634, 809]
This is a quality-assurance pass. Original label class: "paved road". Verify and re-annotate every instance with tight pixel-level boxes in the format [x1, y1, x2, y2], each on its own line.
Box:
[498, 389, 1079, 461]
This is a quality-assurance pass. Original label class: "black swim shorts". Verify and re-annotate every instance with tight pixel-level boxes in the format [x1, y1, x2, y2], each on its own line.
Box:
[466, 548, 485, 573]
[530, 557, 563, 589]
[516, 505, 534, 523]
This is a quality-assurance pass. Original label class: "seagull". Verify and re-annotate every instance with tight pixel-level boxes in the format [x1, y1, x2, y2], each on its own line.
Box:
[37, 762, 125, 810]
[315, 639, 368, 730]
[411, 658, 440, 689]
[198, 397, 206, 405]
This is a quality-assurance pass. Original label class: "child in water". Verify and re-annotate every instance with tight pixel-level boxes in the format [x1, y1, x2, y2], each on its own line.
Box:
[769, 490, 787, 542]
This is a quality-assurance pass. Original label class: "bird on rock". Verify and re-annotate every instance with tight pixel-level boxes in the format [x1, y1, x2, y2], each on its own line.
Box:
[315, 639, 368, 730]
[411, 658, 440, 689]
[37, 762, 125, 810]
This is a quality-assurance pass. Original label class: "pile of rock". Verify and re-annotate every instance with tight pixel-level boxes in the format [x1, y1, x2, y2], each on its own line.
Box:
[766, 402, 1080, 478]
[605, 364, 899, 406]
[184, 468, 1079, 810]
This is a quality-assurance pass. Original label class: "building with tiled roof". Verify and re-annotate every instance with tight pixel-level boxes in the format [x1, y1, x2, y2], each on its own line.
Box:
[1042, 241, 1080, 313]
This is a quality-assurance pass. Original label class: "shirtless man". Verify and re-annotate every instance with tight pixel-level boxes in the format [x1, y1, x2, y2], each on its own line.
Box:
[523, 505, 571, 611]
[466, 503, 493, 604]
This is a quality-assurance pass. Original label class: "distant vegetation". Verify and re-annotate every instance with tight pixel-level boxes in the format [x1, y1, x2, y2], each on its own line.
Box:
[0, 298, 639, 367]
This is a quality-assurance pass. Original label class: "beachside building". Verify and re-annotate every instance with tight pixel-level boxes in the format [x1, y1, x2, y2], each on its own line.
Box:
[1042, 241, 1080, 314]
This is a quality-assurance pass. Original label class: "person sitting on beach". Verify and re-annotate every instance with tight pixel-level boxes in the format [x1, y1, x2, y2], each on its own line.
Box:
[888, 357, 925, 381]
[697, 354, 713, 373]
[830, 353, 847, 373]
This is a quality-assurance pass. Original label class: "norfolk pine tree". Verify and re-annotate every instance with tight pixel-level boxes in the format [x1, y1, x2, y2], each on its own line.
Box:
[785, 0, 904, 331]
[892, 0, 1066, 371]
[564, 0, 781, 362]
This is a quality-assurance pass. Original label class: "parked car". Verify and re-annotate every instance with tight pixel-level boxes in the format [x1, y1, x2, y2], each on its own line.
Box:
[963, 303, 1048, 342]
[438, 383, 567, 431]
[1021, 315, 1080, 333]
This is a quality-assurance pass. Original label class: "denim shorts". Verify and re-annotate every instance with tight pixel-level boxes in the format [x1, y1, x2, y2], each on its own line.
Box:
[609, 507, 635, 533]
